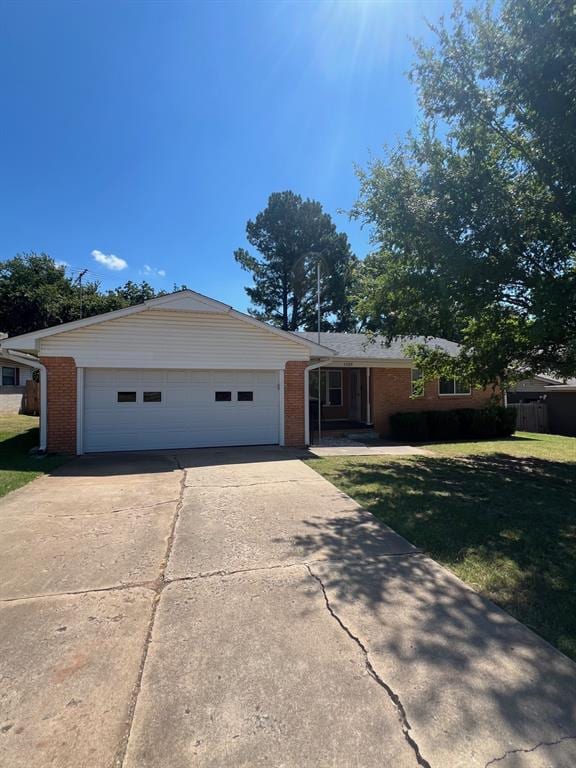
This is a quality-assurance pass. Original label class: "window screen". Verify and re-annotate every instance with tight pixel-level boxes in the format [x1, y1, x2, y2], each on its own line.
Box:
[237, 391, 253, 401]
[2, 367, 16, 386]
[327, 370, 342, 406]
[143, 391, 162, 403]
[439, 378, 455, 395]
[117, 391, 137, 403]
[411, 368, 423, 397]
[215, 391, 232, 402]
[439, 378, 471, 395]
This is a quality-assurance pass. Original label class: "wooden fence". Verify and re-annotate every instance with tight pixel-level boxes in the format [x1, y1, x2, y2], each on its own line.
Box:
[21, 380, 40, 416]
[509, 402, 548, 433]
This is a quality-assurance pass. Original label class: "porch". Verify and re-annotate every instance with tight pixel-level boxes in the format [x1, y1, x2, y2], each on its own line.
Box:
[307, 366, 373, 444]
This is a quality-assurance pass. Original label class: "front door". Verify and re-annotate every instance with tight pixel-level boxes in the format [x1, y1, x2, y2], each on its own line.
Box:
[349, 369, 361, 421]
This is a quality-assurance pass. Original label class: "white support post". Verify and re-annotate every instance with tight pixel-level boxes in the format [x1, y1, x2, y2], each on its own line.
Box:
[366, 366, 372, 425]
[278, 369, 285, 446]
[76, 367, 84, 455]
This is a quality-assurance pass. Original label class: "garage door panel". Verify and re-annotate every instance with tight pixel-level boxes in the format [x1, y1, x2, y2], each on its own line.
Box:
[83, 369, 280, 452]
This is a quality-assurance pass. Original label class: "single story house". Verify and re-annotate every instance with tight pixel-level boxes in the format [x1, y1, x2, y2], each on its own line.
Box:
[0, 289, 495, 454]
[507, 374, 576, 403]
[0, 333, 35, 413]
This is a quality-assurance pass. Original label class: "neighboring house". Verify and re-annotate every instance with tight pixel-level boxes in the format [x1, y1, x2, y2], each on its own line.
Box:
[0, 333, 35, 414]
[507, 374, 575, 403]
[0, 290, 496, 454]
[544, 383, 576, 437]
[508, 375, 576, 436]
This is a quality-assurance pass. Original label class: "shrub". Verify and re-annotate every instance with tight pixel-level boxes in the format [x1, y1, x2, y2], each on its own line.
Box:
[389, 412, 430, 441]
[494, 406, 517, 437]
[455, 409, 477, 439]
[389, 405, 516, 442]
[425, 409, 461, 440]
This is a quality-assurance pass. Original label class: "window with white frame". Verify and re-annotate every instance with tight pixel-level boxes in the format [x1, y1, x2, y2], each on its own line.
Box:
[411, 368, 424, 397]
[438, 377, 471, 396]
[2, 367, 16, 386]
[310, 369, 343, 407]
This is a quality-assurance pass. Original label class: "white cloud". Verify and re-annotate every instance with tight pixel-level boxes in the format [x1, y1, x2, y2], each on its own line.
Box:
[55, 259, 69, 268]
[91, 249, 128, 271]
[142, 264, 166, 278]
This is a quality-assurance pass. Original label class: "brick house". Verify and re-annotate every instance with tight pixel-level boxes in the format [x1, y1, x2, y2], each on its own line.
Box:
[0, 289, 496, 454]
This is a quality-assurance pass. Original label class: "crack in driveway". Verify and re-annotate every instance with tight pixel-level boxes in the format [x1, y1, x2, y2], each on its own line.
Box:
[113, 455, 187, 768]
[305, 563, 432, 768]
[484, 735, 576, 766]
[184, 477, 324, 489]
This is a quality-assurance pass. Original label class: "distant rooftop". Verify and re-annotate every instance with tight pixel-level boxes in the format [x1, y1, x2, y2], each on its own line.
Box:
[294, 332, 460, 360]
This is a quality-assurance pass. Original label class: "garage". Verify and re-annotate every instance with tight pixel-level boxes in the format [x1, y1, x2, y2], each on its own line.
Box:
[83, 368, 280, 452]
[1, 289, 331, 454]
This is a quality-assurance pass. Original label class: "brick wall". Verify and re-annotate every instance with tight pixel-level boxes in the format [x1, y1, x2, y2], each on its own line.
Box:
[371, 368, 498, 437]
[40, 357, 77, 454]
[284, 361, 307, 447]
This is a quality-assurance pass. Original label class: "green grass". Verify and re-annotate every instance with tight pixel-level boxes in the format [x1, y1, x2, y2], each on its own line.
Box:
[422, 430, 576, 461]
[0, 415, 68, 497]
[307, 431, 576, 660]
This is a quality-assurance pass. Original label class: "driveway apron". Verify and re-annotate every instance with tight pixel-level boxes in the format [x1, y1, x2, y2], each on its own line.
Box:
[1, 448, 575, 768]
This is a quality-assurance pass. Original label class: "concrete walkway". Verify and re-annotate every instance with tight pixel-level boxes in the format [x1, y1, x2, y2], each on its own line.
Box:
[1, 447, 576, 768]
[308, 436, 435, 457]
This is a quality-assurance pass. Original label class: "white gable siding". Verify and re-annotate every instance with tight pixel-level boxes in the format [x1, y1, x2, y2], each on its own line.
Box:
[39, 310, 309, 369]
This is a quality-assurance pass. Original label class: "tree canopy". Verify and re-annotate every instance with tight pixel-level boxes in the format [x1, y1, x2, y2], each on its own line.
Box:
[352, 0, 576, 385]
[0, 253, 176, 337]
[235, 191, 358, 332]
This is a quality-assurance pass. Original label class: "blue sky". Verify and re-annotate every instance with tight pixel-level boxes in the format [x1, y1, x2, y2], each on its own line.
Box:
[0, 0, 457, 310]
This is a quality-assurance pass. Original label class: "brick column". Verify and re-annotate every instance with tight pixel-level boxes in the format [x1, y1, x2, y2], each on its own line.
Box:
[284, 361, 308, 447]
[40, 357, 77, 454]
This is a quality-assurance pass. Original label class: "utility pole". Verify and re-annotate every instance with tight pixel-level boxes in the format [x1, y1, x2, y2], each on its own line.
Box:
[317, 259, 322, 445]
[77, 269, 88, 319]
[317, 259, 321, 346]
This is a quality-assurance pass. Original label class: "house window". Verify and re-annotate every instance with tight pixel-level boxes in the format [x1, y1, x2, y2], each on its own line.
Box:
[326, 370, 343, 406]
[310, 370, 343, 407]
[438, 377, 471, 396]
[143, 391, 162, 403]
[237, 391, 254, 402]
[411, 368, 424, 398]
[215, 391, 232, 402]
[2, 367, 16, 386]
[117, 391, 137, 403]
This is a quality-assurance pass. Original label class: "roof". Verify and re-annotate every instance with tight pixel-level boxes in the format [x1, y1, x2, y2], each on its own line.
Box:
[295, 332, 460, 360]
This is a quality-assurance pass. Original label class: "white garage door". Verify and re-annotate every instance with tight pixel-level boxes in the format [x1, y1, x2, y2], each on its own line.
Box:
[83, 369, 280, 452]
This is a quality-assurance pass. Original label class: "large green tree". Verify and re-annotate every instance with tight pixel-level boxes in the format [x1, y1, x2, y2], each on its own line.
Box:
[235, 191, 358, 332]
[352, 0, 576, 385]
[0, 253, 171, 336]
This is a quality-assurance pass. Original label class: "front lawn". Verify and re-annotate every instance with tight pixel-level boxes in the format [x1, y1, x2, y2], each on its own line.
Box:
[0, 415, 68, 497]
[307, 431, 576, 660]
[422, 430, 576, 462]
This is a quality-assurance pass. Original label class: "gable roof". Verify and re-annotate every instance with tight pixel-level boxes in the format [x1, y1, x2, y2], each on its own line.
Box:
[0, 290, 335, 357]
[295, 332, 460, 361]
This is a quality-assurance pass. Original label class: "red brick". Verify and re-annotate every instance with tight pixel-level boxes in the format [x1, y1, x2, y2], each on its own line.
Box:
[284, 361, 307, 447]
[371, 368, 499, 436]
[40, 357, 77, 454]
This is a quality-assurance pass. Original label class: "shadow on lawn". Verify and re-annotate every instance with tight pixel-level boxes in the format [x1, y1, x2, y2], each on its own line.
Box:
[291, 454, 576, 755]
[305, 453, 576, 657]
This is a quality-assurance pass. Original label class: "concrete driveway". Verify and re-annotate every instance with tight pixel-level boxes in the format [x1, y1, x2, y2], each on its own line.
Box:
[1, 448, 576, 768]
